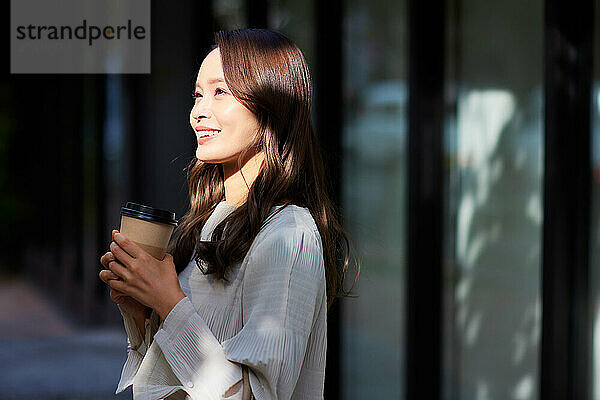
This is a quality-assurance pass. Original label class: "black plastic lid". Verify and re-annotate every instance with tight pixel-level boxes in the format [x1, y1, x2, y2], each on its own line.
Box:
[120, 202, 178, 226]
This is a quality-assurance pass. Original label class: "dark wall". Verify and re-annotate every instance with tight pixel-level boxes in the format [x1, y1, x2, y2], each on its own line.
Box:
[2, 0, 211, 327]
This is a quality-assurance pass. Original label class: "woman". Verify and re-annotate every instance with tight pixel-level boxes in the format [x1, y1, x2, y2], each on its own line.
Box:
[98, 28, 358, 400]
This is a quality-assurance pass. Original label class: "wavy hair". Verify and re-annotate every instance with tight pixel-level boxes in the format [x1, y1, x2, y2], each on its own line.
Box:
[168, 28, 359, 309]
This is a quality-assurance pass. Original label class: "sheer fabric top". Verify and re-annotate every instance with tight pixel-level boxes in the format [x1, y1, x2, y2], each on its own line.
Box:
[115, 201, 327, 400]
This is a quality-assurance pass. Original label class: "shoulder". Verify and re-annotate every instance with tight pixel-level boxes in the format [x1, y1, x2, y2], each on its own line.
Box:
[257, 204, 322, 251]
[246, 205, 324, 272]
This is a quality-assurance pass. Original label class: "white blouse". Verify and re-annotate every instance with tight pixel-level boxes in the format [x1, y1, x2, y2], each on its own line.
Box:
[115, 201, 327, 400]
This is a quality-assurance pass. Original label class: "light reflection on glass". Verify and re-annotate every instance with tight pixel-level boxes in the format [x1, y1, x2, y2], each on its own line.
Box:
[591, 6, 600, 392]
[445, 86, 542, 400]
[341, 0, 407, 398]
[443, 0, 543, 398]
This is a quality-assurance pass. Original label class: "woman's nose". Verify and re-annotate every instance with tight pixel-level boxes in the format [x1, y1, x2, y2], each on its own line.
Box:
[191, 99, 211, 120]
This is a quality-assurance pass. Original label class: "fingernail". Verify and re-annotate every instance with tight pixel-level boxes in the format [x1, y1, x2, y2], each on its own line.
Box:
[110, 242, 116, 250]
[108, 252, 114, 259]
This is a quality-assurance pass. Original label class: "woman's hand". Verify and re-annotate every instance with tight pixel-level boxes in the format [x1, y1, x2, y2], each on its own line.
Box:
[99, 250, 150, 320]
[104, 230, 186, 321]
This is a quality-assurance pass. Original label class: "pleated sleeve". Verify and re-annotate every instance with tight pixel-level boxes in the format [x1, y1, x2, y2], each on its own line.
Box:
[115, 306, 161, 394]
[221, 226, 326, 399]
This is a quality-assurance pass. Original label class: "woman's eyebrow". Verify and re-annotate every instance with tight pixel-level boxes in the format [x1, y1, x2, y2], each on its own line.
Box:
[194, 77, 226, 89]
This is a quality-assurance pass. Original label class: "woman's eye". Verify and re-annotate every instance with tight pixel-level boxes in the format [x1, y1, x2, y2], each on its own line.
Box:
[192, 92, 202, 100]
[215, 88, 227, 96]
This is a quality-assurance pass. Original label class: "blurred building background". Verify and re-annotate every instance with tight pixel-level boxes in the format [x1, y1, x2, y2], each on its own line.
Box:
[1, 0, 599, 399]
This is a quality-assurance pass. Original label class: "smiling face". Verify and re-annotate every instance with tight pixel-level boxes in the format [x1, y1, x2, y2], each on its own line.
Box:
[190, 47, 261, 166]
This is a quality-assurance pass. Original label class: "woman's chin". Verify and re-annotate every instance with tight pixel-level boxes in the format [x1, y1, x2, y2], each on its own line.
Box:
[196, 149, 222, 163]
[196, 148, 210, 160]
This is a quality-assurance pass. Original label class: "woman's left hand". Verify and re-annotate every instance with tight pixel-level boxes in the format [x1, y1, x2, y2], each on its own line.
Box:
[107, 230, 186, 321]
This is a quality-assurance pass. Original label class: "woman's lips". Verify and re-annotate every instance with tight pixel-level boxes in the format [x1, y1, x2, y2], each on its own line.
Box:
[195, 125, 222, 144]
[197, 130, 222, 144]
[195, 125, 220, 133]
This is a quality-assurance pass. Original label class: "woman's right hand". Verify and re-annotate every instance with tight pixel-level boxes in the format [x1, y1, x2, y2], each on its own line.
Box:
[99, 251, 151, 320]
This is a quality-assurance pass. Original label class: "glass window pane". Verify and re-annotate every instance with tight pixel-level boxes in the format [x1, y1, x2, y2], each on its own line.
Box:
[212, 0, 245, 30]
[269, 0, 314, 69]
[341, 0, 408, 398]
[443, 1, 543, 399]
[590, 0, 600, 398]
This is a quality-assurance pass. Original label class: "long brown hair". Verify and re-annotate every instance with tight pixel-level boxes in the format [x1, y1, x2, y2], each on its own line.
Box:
[168, 28, 359, 309]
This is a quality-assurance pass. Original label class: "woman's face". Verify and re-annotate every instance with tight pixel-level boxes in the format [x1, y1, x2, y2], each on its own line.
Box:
[190, 47, 261, 165]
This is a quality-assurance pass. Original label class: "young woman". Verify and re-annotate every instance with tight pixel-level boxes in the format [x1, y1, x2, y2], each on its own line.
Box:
[98, 28, 358, 400]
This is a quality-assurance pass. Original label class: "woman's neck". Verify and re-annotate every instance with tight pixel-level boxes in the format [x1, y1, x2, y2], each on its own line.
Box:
[222, 151, 265, 207]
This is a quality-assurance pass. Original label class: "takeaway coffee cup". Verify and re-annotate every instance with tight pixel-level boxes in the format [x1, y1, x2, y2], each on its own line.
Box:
[119, 202, 178, 260]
